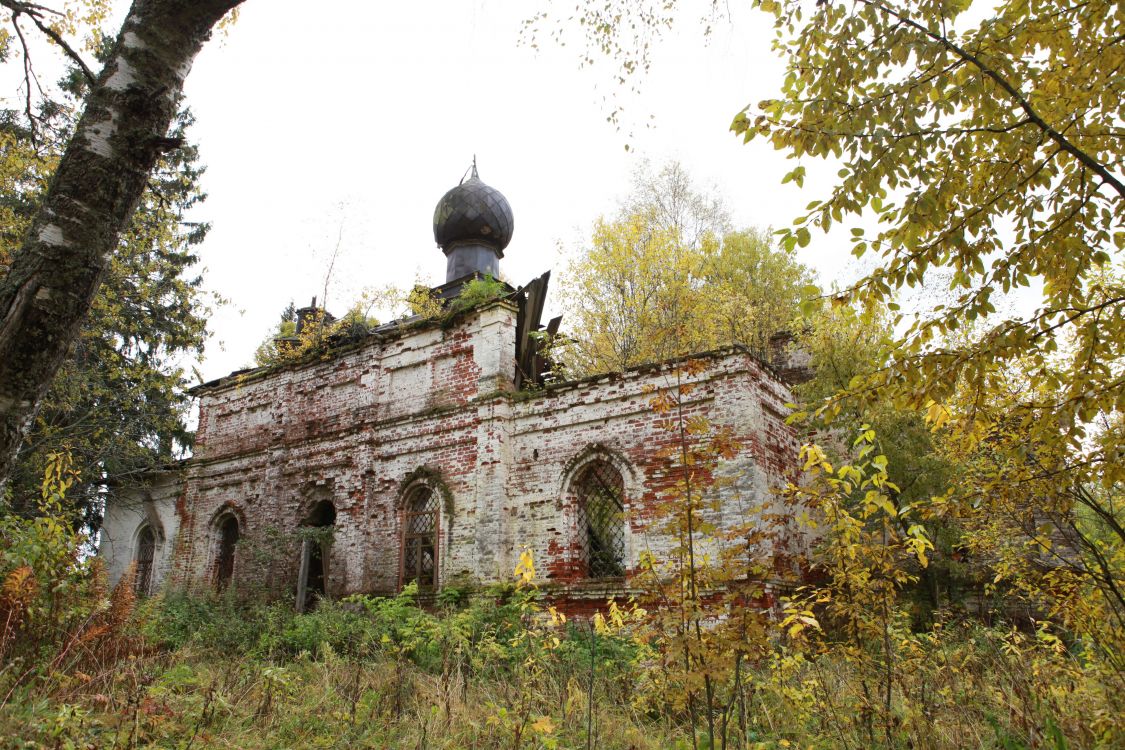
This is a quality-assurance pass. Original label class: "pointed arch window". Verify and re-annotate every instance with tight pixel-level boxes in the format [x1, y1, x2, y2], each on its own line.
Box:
[402, 487, 437, 589]
[214, 515, 240, 590]
[573, 461, 626, 578]
[134, 525, 156, 597]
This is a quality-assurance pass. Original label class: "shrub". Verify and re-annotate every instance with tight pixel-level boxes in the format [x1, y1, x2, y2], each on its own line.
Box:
[0, 452, 143, 696]
[142, 591, 263, 653]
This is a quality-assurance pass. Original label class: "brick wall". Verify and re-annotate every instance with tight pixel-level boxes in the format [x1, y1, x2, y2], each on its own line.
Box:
[103, 300, 803, 608]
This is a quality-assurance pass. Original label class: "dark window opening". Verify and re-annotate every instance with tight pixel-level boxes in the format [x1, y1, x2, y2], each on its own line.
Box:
[134, 525, 155, 597]
[298, 500, 336, 612]
[402, 487, 437, 589]
[215, 515, 239, 590]
[574, 461, 626, 578]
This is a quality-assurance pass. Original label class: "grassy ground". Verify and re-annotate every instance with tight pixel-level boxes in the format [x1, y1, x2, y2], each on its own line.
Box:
[4, 648, 675, 749]
[2, 586, 1120, 750]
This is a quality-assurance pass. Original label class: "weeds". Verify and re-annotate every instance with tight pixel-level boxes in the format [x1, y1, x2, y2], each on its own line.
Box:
[2, 449, 1122, 747]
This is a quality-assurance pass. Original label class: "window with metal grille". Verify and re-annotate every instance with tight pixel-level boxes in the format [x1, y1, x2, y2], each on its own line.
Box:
[402, 487, 437, 588]
[574, 461, 626, 578]
[134, 525, 155, 597]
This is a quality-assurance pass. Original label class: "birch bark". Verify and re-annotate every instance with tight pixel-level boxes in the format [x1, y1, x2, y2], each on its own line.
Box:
[0, 0, 243, 491]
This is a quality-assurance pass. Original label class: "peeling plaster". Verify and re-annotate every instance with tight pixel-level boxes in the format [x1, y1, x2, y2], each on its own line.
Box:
[100, 306, 804, 606]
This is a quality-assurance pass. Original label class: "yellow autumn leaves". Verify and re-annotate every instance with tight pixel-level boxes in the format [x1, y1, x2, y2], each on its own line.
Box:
[564, 216, 816, 376]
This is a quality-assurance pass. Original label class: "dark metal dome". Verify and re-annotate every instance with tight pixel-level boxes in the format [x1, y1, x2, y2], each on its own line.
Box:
[433, 165, 514, 255]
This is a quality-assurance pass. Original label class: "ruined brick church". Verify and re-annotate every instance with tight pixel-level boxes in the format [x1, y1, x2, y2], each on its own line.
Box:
[99, 167, 803, 610]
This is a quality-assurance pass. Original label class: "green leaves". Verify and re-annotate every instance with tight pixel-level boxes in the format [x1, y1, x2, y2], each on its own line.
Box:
[781, 165, 806, 187]
[795, 226, 810, 248]
[5, 102, 212, 519]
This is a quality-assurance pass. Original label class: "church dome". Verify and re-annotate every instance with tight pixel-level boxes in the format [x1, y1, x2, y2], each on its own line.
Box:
[433, 164, 514, 255]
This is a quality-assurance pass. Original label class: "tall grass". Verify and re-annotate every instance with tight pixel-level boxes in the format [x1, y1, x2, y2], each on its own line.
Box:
[1, 454, 1120, 747]
[1, 585, 1120, 749]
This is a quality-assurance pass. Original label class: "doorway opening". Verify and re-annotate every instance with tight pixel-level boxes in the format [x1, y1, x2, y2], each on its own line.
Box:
[296, 500, 335, 612]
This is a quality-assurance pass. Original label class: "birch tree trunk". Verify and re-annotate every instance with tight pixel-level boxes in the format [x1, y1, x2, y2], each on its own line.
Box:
[0, 0, 243, 492]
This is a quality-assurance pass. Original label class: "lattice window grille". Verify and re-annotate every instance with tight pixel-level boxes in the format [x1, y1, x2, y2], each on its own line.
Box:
[403, 487, 438, 588]
[575, 462, 626, 578]
[134, 526, 155, 597]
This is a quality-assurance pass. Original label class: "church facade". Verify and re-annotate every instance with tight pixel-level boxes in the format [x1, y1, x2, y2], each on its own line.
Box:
[98, 168, 804, 610]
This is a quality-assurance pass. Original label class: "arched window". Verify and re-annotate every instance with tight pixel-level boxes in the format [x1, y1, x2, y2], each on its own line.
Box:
[573, 461, 626, 578]
[134, 525, 156, 597]
[214, 515, 240, 590]
[402, 486, 437, 589]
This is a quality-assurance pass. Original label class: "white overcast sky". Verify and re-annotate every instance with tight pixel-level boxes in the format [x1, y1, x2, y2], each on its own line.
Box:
[176, 0, 862, 381]
[1, 1, 866, 381]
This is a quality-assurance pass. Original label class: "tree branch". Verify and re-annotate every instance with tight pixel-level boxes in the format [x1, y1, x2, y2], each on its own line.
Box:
[0, 0, 96, 86]
[855, 0, 1125, 200]
[10, 13, 36, 143]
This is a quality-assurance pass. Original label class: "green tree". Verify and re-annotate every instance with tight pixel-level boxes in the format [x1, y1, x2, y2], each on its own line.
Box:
[706, 227, 816, 354]
[1, 90, 212, 521]
[732, 0, 1123, 442]
[12, 116, 211, 521]
[252, 301, 298, 367]
[794, 301, 961, 618]
[620, 160, 730, 247]
[0, 0, 243, 492]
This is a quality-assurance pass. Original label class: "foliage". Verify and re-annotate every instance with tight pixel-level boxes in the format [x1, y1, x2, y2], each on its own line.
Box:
[449, 274, 507, 315]
[1, 50, 215, 523]
[554, 0, 1124, 714]
[706, 227, 816, 354]
[793, 301, 963, 622]
[125, 553, 653, 748]
[294, 524, 335, 549]
[0, 0, 243, 492]
[565, 211, 698, 373]
[252, 276, 507, 368]
[620, 160, 731, 247]
[563, 162, 815, 375]
[0, 450, 143, 701]
[0, 466, 1118, 747]
[950, 399, 1125, 678]
[5, 538, 1122, 748]
[0, 450, 88, 666]
[731, 0, 1125, 683]
[0, 113, 56, 272]
[781, 428, 934, 743]
[12, 111, 211, 523]
[627, 357, 789, 750]
[736, 0, 1125, 473]
[250, 301, 297, 365]
[252, 301, 379, 368]
[792, 293, 1125, 667]
[773, 429, 1124, 747]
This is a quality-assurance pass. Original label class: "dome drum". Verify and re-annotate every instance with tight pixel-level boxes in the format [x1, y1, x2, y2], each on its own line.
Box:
[445, 243, 500, 282]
